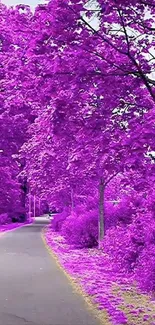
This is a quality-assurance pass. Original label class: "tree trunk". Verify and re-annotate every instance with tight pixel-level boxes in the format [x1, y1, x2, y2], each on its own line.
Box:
[98, 177, 104, 249]
[28, 191, 32, 220]
[71, 188, 74, 213]
[20, 176, 28, 221]
[33, 195, 36, 219]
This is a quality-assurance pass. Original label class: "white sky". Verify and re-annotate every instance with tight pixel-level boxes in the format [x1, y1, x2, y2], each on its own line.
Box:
[1, 0, 47, 9]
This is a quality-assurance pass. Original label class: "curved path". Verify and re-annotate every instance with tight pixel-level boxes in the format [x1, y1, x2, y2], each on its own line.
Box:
[0, 218, 100, 325]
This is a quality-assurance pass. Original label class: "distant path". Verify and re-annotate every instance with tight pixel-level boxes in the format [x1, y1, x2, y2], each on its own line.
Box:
[0, 217, 100, 325]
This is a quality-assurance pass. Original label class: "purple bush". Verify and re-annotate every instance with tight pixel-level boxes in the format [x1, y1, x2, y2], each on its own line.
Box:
[61, 209, 98, 248]
[102, 226, 140, 273]
[134, 245, 155, 293]
[0, 213, 11, 225]
[105, 192, 138, 229]
[51, 207, 70, 231]
[103, 212, 155, 292]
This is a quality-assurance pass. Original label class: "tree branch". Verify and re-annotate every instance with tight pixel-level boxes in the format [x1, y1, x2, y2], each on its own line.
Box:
[104, 172, 120, 187]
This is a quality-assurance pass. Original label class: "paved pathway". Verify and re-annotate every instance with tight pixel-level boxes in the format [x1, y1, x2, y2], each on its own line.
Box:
[0, 218, 100, 325]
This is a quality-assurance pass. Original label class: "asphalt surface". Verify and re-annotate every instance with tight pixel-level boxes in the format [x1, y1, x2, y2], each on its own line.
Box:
[0, 217, 100, 325]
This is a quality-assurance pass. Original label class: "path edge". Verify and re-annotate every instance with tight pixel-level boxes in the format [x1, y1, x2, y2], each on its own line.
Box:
[0, 221, 33, 237]
[41, 226, 107, 325]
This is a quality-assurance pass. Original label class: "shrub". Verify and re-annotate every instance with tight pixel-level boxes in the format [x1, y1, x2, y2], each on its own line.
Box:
[103, 212, 155, 293]
[61, 209, 98, 248]
[51, 207, 69, 231]
[135, 245, 155, 293]
[102, 226, 140, 273]
[105, 197, 135, 230]
[0, 213, 11, 225]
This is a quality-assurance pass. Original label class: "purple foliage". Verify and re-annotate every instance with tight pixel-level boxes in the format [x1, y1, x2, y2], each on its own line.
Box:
[135, 245, 155, 292]
[51, 208, 69, 232]
[0, 0, 155, 298]
[103, 212, 155, 292]
[0, 213, 11, 225]
[61, 210, 98, 248]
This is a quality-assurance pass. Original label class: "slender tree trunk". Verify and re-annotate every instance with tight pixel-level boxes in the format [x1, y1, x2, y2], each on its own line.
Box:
[98, 177, 104, 249]
[28, 191, 31, 220]
[98, 172, 119, 249]
[33, 195, 36, 219]
[38, 198, 41, 216]
[71, 188, 74, 213]
[20, 176, 28, 221]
